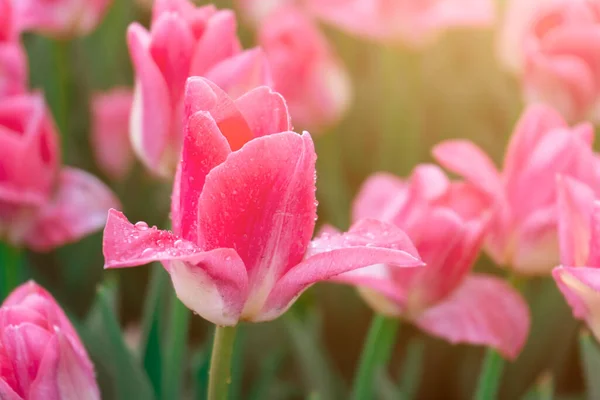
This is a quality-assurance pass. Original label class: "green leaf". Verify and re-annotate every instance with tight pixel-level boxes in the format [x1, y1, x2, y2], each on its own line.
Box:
[284, 310, 346, 399]
[139, 264, 169, 396]
[398, 337, 425, 399]
[79, 284, 155, 400]
[579, 330, 600, 400]
[248, 346, 286, 400]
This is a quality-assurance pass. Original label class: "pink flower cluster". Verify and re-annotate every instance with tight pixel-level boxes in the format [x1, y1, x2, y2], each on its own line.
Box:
[0, 0, 118, 252]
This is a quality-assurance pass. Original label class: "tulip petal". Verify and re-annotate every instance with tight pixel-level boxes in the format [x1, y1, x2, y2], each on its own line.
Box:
[414, 274, 530, 360]
[553, 266, 600, 341]
[432, 139, 501, 197]
[102, 209, 249, 325]
[189, 10, 241, 76]
[557, 176, 596, 267]
[588, 203, 600, 268]
[399, 209, 486, 309]
[23, 168, 119, 252]
[352, 172, 406, 222]
[0, 379, 20, 400]
[149, 13, 195, 102]
[127, 23, 172, 174]
[176, 111, 231, 242]
[205, 48, 273, 99]
[234, 86, 291, 137]
[1, 323, 53, 395]
[197, 132, 317, 299]
[503, 104, 566, 186]
[261, 219, 423, 322]
[184, 77, 254, 150]
[28, 331, 100, 400]
[512, 205, 559, 274]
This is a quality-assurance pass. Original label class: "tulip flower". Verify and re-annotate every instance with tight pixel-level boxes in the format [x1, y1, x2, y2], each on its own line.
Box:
[91, 88, 134, 181]
[12, 0, 112, 38]
[306, 0, 495, 46]
[433, 104, 600, 275]
[334, 166, 529, 358]
[0, 281, 100, 399]
[553, 177, 600, 341]
[0, 0, 27, 98]
[103, 77, 422, 326]
[258, 6, 351, 130]
[128, 0, 272, 176]
[500, 0, 600, 122]
[0, 93, 119, 251]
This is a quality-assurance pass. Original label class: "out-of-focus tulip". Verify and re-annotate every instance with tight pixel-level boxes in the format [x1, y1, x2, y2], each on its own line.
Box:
[553, 177, 600, 341]
[128, 0, 272, 177]
[0, 0, 27, 98]
[500, 0, 600, 122]
[0, 93, 119, 251]
[0, 281, 100, 400]
[236, 0, 294, 25]
[91, 88, 134, 181]
[306, 0, 495, 46]
[12, 0, 112, 38]
[103, 78, 422, 326]
[433, 104, 600, 275]
[334, 166, 529, 359]
[258, 6, 351, 130]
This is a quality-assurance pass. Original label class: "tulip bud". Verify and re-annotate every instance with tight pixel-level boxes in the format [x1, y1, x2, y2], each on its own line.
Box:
[0, 282, 100, 400]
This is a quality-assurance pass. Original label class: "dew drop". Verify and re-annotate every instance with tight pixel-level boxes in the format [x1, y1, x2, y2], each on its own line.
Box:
[135, 221, 149, 230]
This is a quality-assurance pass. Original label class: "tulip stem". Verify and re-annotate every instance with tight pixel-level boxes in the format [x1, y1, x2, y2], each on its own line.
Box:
[474, 348, 505, 400]
[352, 314, 400, 400]
[161, 293, 190, 400]
[1, 243, 22, 300]
[208, 325, 238, 400]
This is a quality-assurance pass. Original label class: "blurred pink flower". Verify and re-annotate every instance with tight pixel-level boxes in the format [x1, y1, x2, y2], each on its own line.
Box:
[0, 281, 100, 400]
[0, 93, 119, 251]
[501, 0, 600, 122]
[0, 0, 27, 98]
[12, 0, 112, 38]
[306, 0, 495, 46]
[103, 77, 422, 326]
[258, 6, 351, 130]
[91, 88, 134, 181]
[333, 165, 529, 359]
[235, 0, 295, 25]
[553, 177, 600, 341]
[128, 0, 272, 176]
[433, 104, 600, 275]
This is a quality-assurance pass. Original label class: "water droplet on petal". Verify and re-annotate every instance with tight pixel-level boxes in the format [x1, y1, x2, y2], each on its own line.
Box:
[135, 221, 149, 230]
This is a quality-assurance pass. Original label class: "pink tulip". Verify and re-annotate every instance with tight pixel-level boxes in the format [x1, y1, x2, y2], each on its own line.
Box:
[128, 0, 272, 177]
[91, 88, 134, 181]
[333, 165, 529, 359]
[12, 0, 112, 38]
[103, 77, 422, 326]
[552, 177, 600, 341]
[0, 281, 100, 400]
[306, 0, 495, 46]
[433, 104, 600, 275]
[258, 5, 351, 130]
[235, 0, 294, 25]
[0, 0, 27, 98]
[501, 0, 600, 122]
[0, 93, 119, 251]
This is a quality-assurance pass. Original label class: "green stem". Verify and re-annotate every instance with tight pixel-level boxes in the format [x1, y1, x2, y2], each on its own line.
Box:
[352, 314, 400, 400]
[1, 243, 22, 300]
[161, 293, 190, 400]
[208, 325, 238, 400]
[474, 348, 505, 400]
